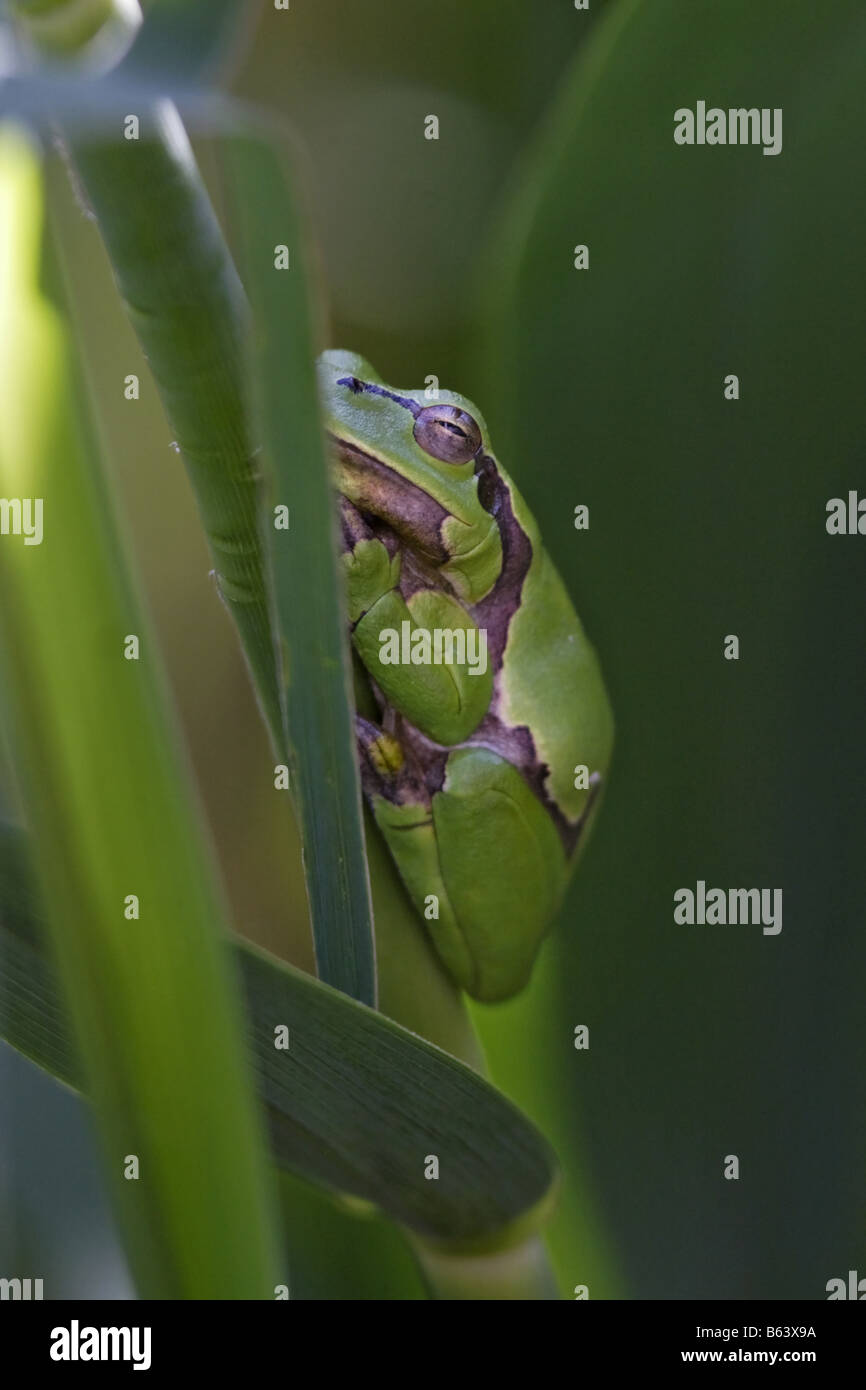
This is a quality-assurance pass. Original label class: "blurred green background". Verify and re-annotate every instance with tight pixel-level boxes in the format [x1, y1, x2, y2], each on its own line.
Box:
[2, 0, 864, 1298]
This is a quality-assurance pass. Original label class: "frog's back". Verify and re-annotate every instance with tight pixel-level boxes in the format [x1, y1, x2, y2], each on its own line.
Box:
[492, 468, 614, 836]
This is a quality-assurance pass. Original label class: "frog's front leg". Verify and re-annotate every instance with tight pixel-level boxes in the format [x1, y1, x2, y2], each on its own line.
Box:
[341, 505, 493, 746]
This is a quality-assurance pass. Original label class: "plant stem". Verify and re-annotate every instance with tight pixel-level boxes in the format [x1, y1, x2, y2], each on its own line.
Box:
[413, 1234, 561, 1300]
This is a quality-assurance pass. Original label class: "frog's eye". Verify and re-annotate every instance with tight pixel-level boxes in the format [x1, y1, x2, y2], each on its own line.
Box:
[413, 405, 482, 464]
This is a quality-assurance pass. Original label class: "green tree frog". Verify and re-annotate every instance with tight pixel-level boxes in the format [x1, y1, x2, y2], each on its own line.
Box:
[319, 351, 613, 1003]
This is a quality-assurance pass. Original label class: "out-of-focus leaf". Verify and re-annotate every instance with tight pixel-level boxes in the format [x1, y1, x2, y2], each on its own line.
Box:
[476, 0, 866, 1297]
[117, 0, 260, 85]
[0, 124, 280, 1299]
[6, 0, 139, 63]
[0, 822, 558, 1251]
[0, 73, 232, 129]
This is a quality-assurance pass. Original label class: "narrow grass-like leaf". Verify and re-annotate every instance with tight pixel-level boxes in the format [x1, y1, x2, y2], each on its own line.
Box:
[0, 823, 558, 1253]
[224, 129, 377, 1008]
[0, 126, 280, 1299]
[69, 107, 377, 1006]
[0, 73, 232, 131]
[69, 105, 284, 750]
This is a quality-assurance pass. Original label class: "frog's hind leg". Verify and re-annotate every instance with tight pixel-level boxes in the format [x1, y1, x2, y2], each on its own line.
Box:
[354, 716, 478, 994]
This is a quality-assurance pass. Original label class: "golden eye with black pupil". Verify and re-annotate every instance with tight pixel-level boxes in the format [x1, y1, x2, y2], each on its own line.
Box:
[413, 405, 482, 464]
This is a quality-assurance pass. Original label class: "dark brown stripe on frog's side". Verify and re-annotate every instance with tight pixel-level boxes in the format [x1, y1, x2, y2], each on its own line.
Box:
[330, 434, 453, 567]
[354, 713, 434, 813]
[471, 451, 533, 672]
[468, 452, 597, 857]
[340, 496, 405, 571]
[339, 494, 374, 552]
[397, 712, 597, 860]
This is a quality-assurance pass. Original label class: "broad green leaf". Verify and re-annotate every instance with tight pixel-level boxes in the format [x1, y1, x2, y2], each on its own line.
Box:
[0, 823, 558, 1251]
[476, 0, 866, 1296]
[0, 124, 280, 1299]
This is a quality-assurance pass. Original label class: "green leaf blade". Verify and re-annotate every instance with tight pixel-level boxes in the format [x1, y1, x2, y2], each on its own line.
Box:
[225, 130, 378, 1008]
[0, 823, 558, 1253]
[0, 128, 281, 1299]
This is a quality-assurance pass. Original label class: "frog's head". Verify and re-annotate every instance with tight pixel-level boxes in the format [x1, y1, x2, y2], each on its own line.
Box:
[317, 350, 502, 604]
